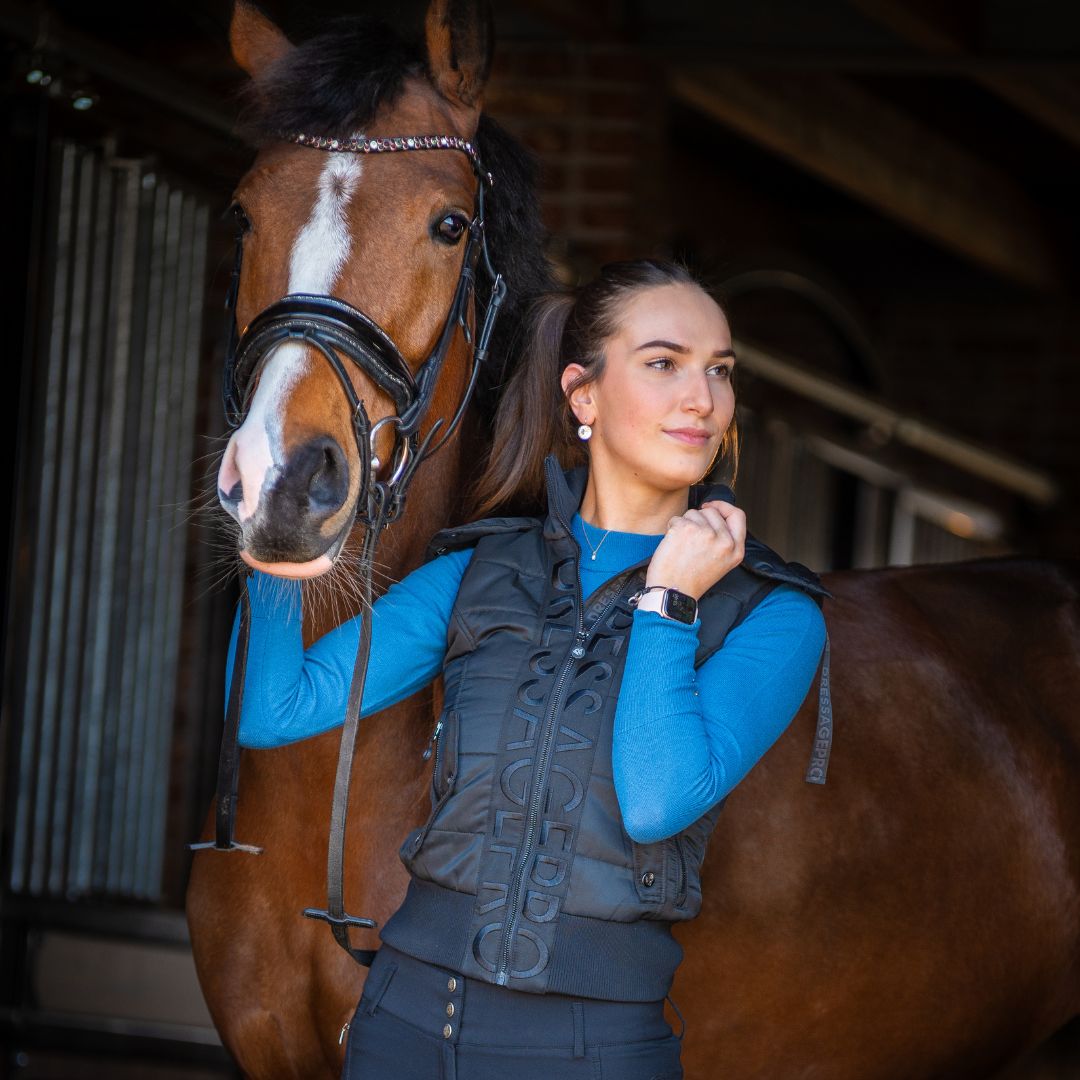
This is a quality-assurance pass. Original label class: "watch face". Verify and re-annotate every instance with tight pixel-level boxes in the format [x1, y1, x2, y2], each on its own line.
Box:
[662, 589, 698, 624]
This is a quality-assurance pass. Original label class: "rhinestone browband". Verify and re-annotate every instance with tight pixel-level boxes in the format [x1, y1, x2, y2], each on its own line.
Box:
[284, 131, 492, 186]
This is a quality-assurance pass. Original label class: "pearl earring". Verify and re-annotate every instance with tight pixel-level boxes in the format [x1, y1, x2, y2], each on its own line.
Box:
[577, 423, 593, 441]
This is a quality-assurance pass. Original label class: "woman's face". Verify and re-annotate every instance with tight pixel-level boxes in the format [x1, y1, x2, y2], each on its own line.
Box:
[565, 282, 735, 495]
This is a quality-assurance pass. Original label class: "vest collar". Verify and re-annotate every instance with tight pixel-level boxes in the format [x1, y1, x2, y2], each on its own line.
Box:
[541, 453, 736, 540]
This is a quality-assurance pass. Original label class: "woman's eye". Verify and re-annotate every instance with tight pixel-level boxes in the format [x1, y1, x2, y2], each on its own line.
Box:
[434, 213, 469, 245]
[709, 364, 733, 379]
[646, 357, 674, 371]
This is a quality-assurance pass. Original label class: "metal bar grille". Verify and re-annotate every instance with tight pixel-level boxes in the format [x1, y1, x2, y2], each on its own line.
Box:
[733, 408, 1004, 571]
[8, 142, 209, 900]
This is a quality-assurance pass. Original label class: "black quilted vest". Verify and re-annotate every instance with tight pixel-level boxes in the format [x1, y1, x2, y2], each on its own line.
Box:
[379, 455, 827, 1001]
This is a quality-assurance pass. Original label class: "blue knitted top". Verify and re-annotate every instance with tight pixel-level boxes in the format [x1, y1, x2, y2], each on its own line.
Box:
[230, 513, 826, 844]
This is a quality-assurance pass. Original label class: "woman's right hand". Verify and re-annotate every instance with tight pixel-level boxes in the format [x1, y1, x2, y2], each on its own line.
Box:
[643, 500, 746, 602]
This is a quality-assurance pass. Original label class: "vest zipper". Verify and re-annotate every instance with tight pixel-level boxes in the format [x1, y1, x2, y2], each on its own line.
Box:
[494, 482, 621, 986]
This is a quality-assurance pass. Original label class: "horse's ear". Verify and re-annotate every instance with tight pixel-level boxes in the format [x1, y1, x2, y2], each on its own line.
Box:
[425, 0, 494, 110]
[230, 1, 294, 79]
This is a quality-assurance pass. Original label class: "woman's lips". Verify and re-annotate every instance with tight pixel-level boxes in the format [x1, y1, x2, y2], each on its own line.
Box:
[664, 428, 712, 446]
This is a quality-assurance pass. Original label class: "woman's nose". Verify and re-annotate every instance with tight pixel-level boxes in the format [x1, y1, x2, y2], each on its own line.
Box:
[682, 371, 715, 415]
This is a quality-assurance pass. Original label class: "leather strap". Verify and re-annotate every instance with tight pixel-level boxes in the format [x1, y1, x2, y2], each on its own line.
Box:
[804, 631, 833, 784]
[301, 502, 387, 964]
[188, 578, 263, 855]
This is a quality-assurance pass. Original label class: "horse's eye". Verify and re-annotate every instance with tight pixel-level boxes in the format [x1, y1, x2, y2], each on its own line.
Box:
[230, 202, 252, 233]
[434, 213, 469, 245]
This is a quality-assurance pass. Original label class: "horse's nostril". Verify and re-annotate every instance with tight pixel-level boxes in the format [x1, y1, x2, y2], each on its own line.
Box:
[301, 437, 348, 514]
[311, 447, 334, 501]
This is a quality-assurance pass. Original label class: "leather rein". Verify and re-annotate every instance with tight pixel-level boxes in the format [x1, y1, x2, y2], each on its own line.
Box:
[192, 131, 507, 968]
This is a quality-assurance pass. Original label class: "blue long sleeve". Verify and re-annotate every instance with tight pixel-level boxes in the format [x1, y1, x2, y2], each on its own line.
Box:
[229, 550, 473, 748]
[228, 517, 826, 845]
[611, 587, 826, 844]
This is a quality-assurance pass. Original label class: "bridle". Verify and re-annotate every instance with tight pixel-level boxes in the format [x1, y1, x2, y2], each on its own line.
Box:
[192, 130, 508, 969]
[222, 132, 505, 529]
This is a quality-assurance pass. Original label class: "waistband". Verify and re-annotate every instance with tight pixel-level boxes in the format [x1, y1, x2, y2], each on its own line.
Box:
[380, 877, 683, 1000]
[362, 943, 674, 1050]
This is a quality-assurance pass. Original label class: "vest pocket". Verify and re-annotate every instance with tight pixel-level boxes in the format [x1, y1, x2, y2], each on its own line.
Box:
[404, 711, 460, 861]
[424, 709, 460, 806]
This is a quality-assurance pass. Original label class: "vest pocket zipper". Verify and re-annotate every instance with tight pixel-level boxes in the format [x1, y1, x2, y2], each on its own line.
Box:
[423, 710, 459, 803]
[409, 712, 459, 855]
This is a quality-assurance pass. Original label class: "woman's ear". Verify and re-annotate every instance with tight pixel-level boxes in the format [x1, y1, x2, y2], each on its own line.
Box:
[561, 364, 594, 423]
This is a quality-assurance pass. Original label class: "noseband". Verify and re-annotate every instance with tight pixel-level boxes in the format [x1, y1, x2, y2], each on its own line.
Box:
[194, 131, 508, 969]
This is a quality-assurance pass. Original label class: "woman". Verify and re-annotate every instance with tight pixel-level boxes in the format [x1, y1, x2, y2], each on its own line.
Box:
[232, 260, 827, 1078]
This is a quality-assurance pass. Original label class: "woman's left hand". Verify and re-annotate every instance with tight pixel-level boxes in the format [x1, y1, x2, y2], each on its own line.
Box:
[644, 500, 746, 601]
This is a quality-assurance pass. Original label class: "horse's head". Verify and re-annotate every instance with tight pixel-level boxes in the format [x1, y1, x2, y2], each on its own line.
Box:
[217, 0, 497, 578]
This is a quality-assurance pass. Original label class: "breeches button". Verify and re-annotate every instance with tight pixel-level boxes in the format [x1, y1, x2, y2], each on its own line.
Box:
[443, 1023, 453, 1039]
[446, 1002, 455, 1017]
[447, 977, 457, 992]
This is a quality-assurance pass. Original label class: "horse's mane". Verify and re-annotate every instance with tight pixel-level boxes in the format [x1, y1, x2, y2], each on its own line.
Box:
[239, 15, 554, 427]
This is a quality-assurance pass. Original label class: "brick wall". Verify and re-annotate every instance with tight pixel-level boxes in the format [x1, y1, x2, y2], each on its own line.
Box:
[486, 39, 667, 274]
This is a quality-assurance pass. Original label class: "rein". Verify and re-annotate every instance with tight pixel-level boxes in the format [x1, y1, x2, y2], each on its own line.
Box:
[192, 131, 507, 968]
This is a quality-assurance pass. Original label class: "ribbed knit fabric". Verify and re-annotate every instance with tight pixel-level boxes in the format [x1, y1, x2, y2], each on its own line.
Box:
[230, 514, 826, 843]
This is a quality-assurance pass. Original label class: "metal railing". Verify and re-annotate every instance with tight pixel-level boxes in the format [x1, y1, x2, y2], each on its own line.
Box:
[7, 139, 209, 901]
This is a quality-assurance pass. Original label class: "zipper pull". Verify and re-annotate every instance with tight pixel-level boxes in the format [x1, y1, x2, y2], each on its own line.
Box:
[570, 632, 586, 660]
[422, 718, 444, 761]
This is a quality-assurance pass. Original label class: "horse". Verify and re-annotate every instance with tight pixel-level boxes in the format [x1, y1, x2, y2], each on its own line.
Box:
[186, 3, 1080, 1078]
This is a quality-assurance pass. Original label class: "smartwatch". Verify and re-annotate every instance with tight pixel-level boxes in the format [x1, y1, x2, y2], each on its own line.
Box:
[632, 586, 699, 625]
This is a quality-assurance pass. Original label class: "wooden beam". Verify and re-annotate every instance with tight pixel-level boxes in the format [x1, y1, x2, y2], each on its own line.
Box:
[847, 0, 1080, 149]
[670, 67, 1063, 291]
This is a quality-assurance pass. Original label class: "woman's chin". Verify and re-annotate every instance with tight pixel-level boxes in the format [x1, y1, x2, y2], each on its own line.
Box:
[239, 549, 335, 579]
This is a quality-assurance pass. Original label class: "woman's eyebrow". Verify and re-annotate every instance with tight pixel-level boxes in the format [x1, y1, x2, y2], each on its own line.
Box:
[635, 338, 689, 353]
[633, 339, 736, 360]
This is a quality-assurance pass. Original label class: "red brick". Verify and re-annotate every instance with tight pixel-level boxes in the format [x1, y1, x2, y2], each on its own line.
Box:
[494, 48, 576, 80]
[584, 51, 643, 81]
[582, 202, 632, 230]
[585, 129, 640, 155]
[587, 89, 643, 120]
[581, 163, 634, 190]
[486, 84, 578, 117]
[515, 124, 573, 155]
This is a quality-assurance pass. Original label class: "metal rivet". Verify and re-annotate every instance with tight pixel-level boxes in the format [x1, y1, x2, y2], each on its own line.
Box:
[447, 977, 457, 992]
[641, 871, 655, 887]
[446, 1002, 455, 1017]
[443, 1023, 453, 1038]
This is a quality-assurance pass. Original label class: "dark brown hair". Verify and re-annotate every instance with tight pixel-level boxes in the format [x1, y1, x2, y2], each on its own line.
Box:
[472, 259, 739, 515]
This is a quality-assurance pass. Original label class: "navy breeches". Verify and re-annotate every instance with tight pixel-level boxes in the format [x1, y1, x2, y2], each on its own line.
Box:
[342, 944, 684, 1080]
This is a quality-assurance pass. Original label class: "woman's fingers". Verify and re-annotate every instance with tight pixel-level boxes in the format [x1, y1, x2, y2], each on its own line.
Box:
[702, 500, 746, 547]
[648, 501, 749, 598]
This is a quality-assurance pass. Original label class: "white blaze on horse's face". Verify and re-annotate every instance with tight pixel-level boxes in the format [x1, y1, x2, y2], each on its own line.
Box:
[218, 154, 364, 556]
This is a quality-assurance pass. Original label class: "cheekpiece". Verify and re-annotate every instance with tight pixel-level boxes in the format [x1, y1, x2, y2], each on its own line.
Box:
[284, 131, 494, 187]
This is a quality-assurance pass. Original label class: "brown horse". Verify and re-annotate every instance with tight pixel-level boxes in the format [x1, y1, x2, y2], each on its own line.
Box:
[186, 3, 1080, 1078]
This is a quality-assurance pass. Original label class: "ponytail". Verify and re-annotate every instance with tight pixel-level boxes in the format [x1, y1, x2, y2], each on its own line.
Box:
[472, 293, 579, 514]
